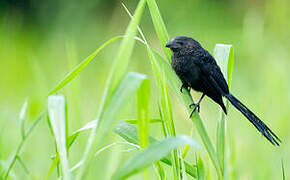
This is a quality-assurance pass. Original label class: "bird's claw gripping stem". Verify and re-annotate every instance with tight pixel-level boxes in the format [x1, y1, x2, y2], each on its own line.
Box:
[189, 93, 205, 118]
[180, 83, 190, 93]
[189, 103, 200, 112]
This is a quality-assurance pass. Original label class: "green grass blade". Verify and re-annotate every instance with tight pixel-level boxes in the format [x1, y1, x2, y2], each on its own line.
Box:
[281, 159, 286, 180]
[214, 44, 234, 89]
[112, 135, 200, 180]
[114, 121, 197, 178]
[149, 51, 181, 179]
[47, 95, 71, 180]
[122, 9, 178, 175]
[127, 15, 180, 177]
[214, 44, 234, 177]
[146, 0, 171, 60]
[19, 98, 28, 139]
[196, 155, 206, 180]
[159, 72, 181, 180]
[16, 156, 32, 179]
[46, 132, 79, 180]
[105, 1, 146, 95]
[154, 162, 166, 180]
[136, 76, 150, 180]
[137, 79, 150, 149]
[76, 0, 146, 178]
[47, 36, 122, 96]
[95, 72, 148, 148]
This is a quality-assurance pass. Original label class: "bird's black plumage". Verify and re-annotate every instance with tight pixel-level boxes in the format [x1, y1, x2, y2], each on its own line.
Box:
[166, 36, 281, 146]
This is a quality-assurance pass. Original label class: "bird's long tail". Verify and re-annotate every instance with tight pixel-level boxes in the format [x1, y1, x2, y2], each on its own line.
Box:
[225, 93, 281, 146]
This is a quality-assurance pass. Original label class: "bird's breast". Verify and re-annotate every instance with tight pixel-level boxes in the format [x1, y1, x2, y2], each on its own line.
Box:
[171, 55, 200, 85]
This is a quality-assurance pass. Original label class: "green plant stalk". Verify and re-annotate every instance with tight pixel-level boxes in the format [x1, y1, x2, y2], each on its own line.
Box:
[146, 0, 171, 60]
[158, 105, 168, 137]
[4, 112, 44, 180]
[142, 41, 181, 180]
[145, 27, 180, 180]
[75, 0, 146, 179]
[144, 41, 181, 180]
[137, 79, 150, 180]
[281, 159, 286, 180]
[16, 156, 33, 179]
[19, 98, 28, 140]
[47, 95, 71, 180]
[137, 79, 150, 149]
[192, 112, 222, 179]
[125, 118, 162, 124]
[215, 44, 234, 178]
[159, 73, 180, 180]
[154, 162, 166, 180]
[216, 101, 230, 177]
[122, 4, 181, 179]
[147, 46, 181, 180]
[196, 155, 206, 180]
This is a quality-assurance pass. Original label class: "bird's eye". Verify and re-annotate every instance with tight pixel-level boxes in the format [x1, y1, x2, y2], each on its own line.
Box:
[178, 42, 184, 46]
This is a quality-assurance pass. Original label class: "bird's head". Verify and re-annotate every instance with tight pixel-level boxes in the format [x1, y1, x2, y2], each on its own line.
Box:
[165, 36, 201, 53]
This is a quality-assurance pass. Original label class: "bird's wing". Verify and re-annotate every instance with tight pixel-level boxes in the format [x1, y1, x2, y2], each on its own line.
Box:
[199, 53, 229, 95]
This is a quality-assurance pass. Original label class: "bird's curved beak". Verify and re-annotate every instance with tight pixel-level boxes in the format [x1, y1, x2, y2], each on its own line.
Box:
[166, 39, 180, 49]
[165, 40, 174, 48]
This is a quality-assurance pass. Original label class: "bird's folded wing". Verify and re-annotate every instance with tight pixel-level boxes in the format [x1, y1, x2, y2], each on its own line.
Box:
[199, 60, 229, 95]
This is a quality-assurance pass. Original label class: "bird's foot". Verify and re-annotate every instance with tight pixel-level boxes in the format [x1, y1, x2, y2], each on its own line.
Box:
[189, 93, 205, 118]
[189, 103, 200, 113]
[189, 102, 202, 118]
[180, 83, 190, 93]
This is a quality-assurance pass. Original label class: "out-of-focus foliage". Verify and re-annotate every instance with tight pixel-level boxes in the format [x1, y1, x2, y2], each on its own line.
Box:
[0, 0, 289, 179]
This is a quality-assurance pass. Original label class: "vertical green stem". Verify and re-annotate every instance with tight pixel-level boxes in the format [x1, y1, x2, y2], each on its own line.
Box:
[192, 112, 223, 179]
[159, 72, 180, 180]
[214, 44, 234, 179]
[137, 79, 150, 180]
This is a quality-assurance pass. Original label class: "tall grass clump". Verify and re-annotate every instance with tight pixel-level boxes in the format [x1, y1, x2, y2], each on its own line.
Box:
[3, 0, 237, 179]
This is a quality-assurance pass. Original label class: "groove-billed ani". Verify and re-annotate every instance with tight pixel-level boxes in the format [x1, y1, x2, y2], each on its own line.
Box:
[166, 36, 280, 146]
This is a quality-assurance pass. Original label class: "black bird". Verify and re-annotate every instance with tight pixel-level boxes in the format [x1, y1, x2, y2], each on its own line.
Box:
[166, 36, 280, 146]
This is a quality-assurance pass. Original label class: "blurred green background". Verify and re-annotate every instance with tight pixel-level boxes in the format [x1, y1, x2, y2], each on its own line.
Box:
[1, 0, 289, 179]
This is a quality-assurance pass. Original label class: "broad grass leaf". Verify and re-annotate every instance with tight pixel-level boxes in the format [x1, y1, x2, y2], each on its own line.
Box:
[115, 121, 197, 178]
[113, 135, 200, 180]
[47, 95, 71, 180]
